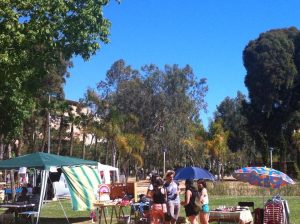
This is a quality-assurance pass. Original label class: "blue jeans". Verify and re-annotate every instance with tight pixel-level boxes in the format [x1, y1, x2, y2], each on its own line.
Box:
[166, 202, 180, 223]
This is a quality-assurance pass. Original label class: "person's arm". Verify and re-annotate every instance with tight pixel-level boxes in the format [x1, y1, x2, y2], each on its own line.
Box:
[146, 189, 153, 198]
[199, 188, 207, 203]
[175, 184, 180, 197]
[146, 184, 153, 198]
[164, 188, 168, 201]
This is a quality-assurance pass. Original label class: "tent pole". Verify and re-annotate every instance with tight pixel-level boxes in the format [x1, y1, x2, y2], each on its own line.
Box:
[36, 170, 49, 224]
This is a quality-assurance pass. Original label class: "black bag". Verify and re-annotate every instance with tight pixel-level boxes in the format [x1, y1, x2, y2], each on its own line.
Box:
[164, 213, 172, 221]
[193, 205, 201, 214]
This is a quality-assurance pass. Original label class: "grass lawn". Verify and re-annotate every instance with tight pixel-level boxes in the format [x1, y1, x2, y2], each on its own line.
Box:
[36, 195, 300, 224]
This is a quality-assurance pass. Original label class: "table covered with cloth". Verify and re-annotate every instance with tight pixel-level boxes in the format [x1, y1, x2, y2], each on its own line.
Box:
[209, 208, 253, 224]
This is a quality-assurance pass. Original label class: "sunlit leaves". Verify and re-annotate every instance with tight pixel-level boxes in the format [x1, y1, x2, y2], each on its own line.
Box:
[205, 119, 229, 163]
[0, 0, 114, 142]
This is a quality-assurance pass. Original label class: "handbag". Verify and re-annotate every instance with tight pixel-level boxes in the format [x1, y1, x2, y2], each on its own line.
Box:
[195, 192, 202, 207]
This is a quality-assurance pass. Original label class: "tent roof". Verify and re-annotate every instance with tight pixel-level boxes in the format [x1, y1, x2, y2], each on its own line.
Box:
[0, 152, 98, 170]
[98, 163, 118, 171]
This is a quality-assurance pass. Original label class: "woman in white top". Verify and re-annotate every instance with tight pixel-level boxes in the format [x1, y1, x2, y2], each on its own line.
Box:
[197, 179, 209, 224]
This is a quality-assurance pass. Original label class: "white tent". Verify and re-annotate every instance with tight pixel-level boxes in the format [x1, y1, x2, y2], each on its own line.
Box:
[53, 173, 70, 198]
[53, 162, 119, 198]
[97, 163, 120, 184]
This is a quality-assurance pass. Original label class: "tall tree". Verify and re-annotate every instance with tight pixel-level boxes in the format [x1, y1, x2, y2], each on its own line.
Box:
[205, 119, 229, 180]
[215, 92, 255, 165]
[243, 27, 300, 171]
[97, 60, 208, 171]
[0, 0, 113, 152]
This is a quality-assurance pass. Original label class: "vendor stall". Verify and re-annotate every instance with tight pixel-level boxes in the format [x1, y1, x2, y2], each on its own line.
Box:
[0, 152, 98, 224]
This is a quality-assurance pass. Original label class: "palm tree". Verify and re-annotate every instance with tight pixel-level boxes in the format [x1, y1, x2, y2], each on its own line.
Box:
[205, 119, 229, 180]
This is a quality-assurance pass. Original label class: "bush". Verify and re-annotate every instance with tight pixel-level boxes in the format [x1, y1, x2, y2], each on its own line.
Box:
[207, 181, 300, 196]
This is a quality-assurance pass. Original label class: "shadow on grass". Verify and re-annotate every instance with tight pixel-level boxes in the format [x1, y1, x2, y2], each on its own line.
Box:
[40, 217, 91, 224]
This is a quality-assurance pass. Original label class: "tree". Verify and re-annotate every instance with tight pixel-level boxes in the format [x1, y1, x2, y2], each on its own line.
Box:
[0, 0, 113, 152]
[205, 119, 229, 180]
[215, 92, 255, 165]
[180, 121, 208, 167]
[97, 60, 208, 172]
[243, 27, 300, 171]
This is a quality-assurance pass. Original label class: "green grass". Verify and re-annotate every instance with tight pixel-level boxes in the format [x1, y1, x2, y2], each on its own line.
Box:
[36, 195, 300, 224]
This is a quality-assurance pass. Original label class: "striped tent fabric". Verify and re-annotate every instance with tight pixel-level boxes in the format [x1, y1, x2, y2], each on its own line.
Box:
[62, 165, 101, 211]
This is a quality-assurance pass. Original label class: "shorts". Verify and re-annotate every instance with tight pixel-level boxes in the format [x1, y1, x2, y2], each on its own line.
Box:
[201, 204, 209, 213]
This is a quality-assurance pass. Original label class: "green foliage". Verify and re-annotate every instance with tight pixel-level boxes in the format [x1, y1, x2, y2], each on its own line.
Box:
[97, 60, 208, 170]
[0, 0, 113, 143]
[215, 91, 255, 166]
[243, 27, 300, 167]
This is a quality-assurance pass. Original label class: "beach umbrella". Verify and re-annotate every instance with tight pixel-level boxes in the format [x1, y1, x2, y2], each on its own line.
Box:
[233, 167, 295, 189]
[174, 166, 215, 181]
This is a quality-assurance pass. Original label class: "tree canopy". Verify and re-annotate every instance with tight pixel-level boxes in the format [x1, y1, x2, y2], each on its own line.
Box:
[243, 27, 300, 169]
[97, 60, 208, 170]
[0, 0, 112, 142]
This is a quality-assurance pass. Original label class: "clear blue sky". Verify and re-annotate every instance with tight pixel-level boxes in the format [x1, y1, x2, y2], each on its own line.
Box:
[64, 0, 300, 128]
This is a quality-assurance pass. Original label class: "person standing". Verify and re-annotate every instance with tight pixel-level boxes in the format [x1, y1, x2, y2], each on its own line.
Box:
[164, 170, 180, 224]
[146, 173, 158, 198]
[197, 179, 209, 224]
[180, 179, 199, 224]
[149, 177, 167, 224]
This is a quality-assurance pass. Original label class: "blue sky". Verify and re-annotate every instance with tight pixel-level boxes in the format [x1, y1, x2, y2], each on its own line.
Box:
[64, 1, 300, 128]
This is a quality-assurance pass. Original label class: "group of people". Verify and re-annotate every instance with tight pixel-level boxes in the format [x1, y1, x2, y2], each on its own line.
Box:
[4, 186, 41, 214]
[146, 170, 209, 224]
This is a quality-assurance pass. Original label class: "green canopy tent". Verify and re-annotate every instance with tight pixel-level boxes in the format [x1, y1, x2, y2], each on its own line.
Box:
[0, 152, 97, 170]
[0, 152, 98, 224]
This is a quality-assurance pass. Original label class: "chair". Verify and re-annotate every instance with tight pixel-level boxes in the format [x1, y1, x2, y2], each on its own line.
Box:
[18, 210, 39, 224]
[18, 190, 40, 224]
[238, 201, 255, 213]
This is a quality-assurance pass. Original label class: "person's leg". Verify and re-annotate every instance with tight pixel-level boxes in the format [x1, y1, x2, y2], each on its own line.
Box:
[166, 202, 174, 224]
[203, 212, 209, 224]
[151, 204, 164, 224]
[199, 212, 203, 224]
[199, 212, 209, 224]
[151, 209, 159, 224]
[188, 215, 197, 224]
[171, 203, 180, 224]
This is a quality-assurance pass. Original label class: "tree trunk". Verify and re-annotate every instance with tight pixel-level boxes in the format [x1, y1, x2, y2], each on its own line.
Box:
[112, 141, 116, 168]
[0, 135, 4, 160]
[57, 115, 64, 155]
[28, 129, 37, 153]
[40, 115, 48, 152]
[297, 148, 300, 172]
[94, 137, 99, 161]
[28, 117, 37, 153]
[16, 138, 23, 157]
[87, 134, 95, 158]
[82, 132, 86, 159]
[105, 142, 109, 165]
[0, 136, 3, 182]
[217, 160, 221, 181]
[8, 144, 16, 201]
[69, 123, 74, 156]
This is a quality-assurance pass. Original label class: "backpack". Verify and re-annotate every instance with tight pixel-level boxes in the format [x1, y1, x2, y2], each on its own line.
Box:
[192, 190, 201, 213]
[195, 192, 202, 207]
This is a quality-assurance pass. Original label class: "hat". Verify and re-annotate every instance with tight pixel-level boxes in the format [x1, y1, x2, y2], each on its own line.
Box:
[165, 170, 175, 178]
